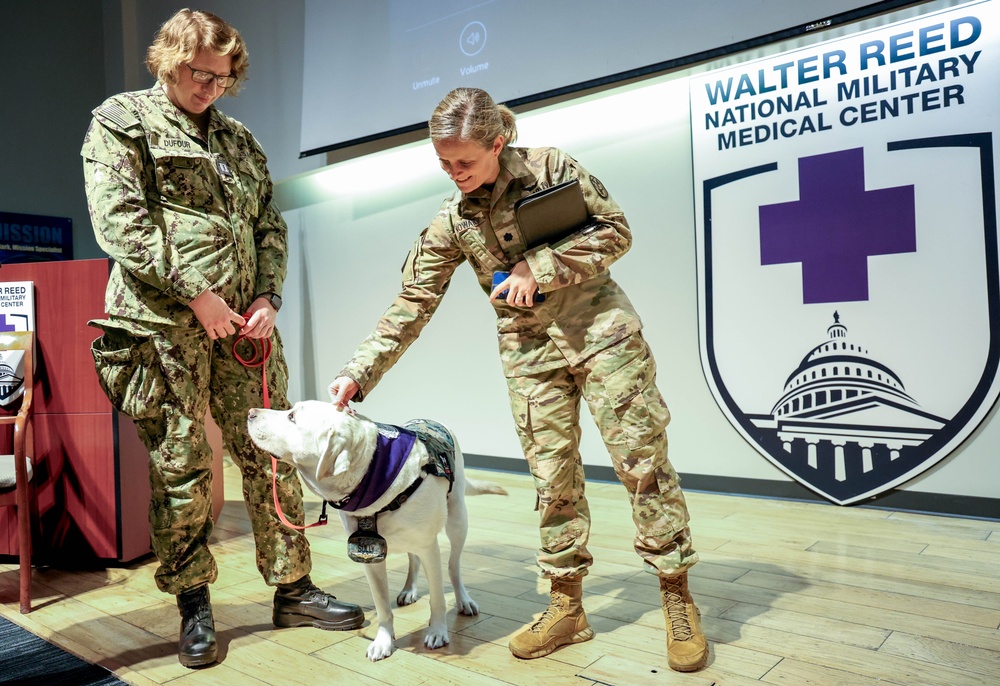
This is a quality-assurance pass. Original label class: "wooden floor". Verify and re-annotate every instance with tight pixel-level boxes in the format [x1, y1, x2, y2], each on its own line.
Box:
[0, 462, 997, 685]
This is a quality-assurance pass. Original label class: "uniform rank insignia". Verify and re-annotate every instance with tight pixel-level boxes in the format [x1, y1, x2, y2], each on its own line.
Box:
[215, 157, 233, 181]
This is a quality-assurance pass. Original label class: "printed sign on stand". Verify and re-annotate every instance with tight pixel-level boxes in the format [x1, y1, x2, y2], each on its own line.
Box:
[0, 281, 35, 407]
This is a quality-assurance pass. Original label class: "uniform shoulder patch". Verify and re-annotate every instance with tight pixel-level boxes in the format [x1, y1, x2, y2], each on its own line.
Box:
[589, 175, 609, 199]
[94, 101, 140, 134]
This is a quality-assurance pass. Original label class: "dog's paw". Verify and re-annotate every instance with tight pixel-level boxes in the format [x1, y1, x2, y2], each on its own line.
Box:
[367, 632, 396, 661]
[455, 595, 480, 616]
[423, 628, 450, 650]
[396, 588, 419, 606]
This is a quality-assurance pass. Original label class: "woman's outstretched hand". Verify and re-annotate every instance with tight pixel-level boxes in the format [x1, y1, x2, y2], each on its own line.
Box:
[329, 376, 359, 409]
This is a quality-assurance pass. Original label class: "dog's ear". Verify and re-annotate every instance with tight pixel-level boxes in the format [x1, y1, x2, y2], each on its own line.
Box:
[315, 429, 352, 481]
[331, 449, 353, 478]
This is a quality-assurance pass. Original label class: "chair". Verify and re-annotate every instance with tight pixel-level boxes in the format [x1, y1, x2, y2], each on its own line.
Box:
[0, 331, 36, 613]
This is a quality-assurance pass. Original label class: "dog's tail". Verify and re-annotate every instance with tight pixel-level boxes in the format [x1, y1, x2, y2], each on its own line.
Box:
[465, 478, 508, 497]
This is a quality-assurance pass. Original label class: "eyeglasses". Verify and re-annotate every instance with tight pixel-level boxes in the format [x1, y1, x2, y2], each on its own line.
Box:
[185, 64, 237, 89]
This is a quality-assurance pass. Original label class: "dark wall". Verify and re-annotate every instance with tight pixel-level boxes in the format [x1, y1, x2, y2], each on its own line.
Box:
[0, 0, 107, 260]
[0, 0, 317, 262]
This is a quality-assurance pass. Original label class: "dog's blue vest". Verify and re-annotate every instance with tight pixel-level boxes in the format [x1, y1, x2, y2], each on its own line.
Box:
[329, 419, 454, 513]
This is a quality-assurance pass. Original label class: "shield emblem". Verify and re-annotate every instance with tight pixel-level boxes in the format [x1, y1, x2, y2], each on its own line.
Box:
[0, 352, 25, 407]
[698, 137, 999, 504]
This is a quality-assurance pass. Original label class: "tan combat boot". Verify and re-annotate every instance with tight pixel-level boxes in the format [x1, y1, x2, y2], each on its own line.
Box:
[661, 573, 709, 672]
[509, 577, 594, 659]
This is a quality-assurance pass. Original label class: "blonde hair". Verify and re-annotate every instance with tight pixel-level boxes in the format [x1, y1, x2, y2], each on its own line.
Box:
[429, 88, 517, 148]
[145, 9, 248, 96]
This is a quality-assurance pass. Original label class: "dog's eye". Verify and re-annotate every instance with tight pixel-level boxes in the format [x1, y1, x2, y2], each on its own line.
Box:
[288, 410, 296, 424]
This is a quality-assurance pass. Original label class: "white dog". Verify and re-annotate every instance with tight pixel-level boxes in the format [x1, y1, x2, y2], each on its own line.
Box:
[247, 400, 506, 661]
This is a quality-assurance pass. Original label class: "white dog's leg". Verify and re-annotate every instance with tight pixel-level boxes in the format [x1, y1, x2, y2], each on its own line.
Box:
[446, 441, 478, 616]
[416, 542, 450, 649]
[396, 553, 421, 606]
[445, 487, 479, 616]
[362, 561, 396, 661]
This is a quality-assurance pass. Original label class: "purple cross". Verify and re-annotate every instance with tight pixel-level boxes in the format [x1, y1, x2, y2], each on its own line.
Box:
[0, 315, 15, 333]
[759, 148, 916, 304]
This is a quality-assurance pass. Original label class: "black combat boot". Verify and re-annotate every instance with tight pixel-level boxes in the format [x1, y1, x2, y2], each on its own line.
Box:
[176, 585, 217, 668]
[273, 574, 364, 630]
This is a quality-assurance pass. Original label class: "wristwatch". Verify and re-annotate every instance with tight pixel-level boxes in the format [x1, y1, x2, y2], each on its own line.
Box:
[258, 292, 282, 312]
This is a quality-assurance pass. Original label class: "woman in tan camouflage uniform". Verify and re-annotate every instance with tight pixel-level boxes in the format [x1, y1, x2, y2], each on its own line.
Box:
[330, 87, 708, 672]
[82, 9, 362, 669]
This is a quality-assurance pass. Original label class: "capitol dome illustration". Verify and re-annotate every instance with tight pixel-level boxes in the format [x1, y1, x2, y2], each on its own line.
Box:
[752, 312, 946, 486]
[0, 361, 23, 404]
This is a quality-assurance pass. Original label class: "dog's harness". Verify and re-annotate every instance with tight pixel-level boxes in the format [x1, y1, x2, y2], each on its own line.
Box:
[329, 419, 455, 514]
[336, 419, 456, 564]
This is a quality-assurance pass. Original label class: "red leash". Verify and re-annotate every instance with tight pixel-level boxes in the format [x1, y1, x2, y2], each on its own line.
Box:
[233, 330, 327, 531]
[232, 334, 272, 405]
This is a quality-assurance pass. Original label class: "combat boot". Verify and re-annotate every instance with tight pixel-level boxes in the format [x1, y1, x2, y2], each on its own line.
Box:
[176, 585, 217, 668]
[273, 574, 364, 630]
[509, 576, 594, 659]
[660, 573, 708, 672]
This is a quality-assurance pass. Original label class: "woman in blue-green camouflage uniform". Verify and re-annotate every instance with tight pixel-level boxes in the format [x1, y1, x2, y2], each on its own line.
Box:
[81, 9, 362, 669]
[329, 87, 708, 673]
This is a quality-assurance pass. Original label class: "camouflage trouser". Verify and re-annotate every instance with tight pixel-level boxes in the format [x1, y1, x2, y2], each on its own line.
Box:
[505, 333, 698, 579]
[122, 325, 312, 595]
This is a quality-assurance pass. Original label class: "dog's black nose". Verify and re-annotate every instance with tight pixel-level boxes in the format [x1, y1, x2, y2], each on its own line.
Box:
[248, 408, 258, 419]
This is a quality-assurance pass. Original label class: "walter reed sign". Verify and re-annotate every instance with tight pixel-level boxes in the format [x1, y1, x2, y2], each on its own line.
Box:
[0, 281, 34, 408]
[689, 0, 999, 504]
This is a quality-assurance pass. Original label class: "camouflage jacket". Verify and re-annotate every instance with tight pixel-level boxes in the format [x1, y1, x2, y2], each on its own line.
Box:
[342, 146, 642, 397]
[81, 85, 286, 329]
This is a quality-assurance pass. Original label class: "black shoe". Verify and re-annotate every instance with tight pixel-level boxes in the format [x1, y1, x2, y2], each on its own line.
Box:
[177, 585, 218, 668]
[273, 574, 364, 630]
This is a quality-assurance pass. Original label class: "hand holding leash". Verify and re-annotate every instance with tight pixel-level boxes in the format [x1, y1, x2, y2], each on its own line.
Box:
[189, 290, 245, 339]
[239, 299, 277, 339]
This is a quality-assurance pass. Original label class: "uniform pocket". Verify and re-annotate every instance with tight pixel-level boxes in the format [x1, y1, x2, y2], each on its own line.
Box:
[400, 229, 428, 286]
[150, 148, 215, 209]
[505, 382, 536, 459]
[592, 338, 671, 450]
[89, 321, 165, 419]
[235, 156, 265, 218]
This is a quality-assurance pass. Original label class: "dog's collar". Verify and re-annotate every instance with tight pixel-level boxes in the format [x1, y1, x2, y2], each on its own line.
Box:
[329, 423, 417, 512]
